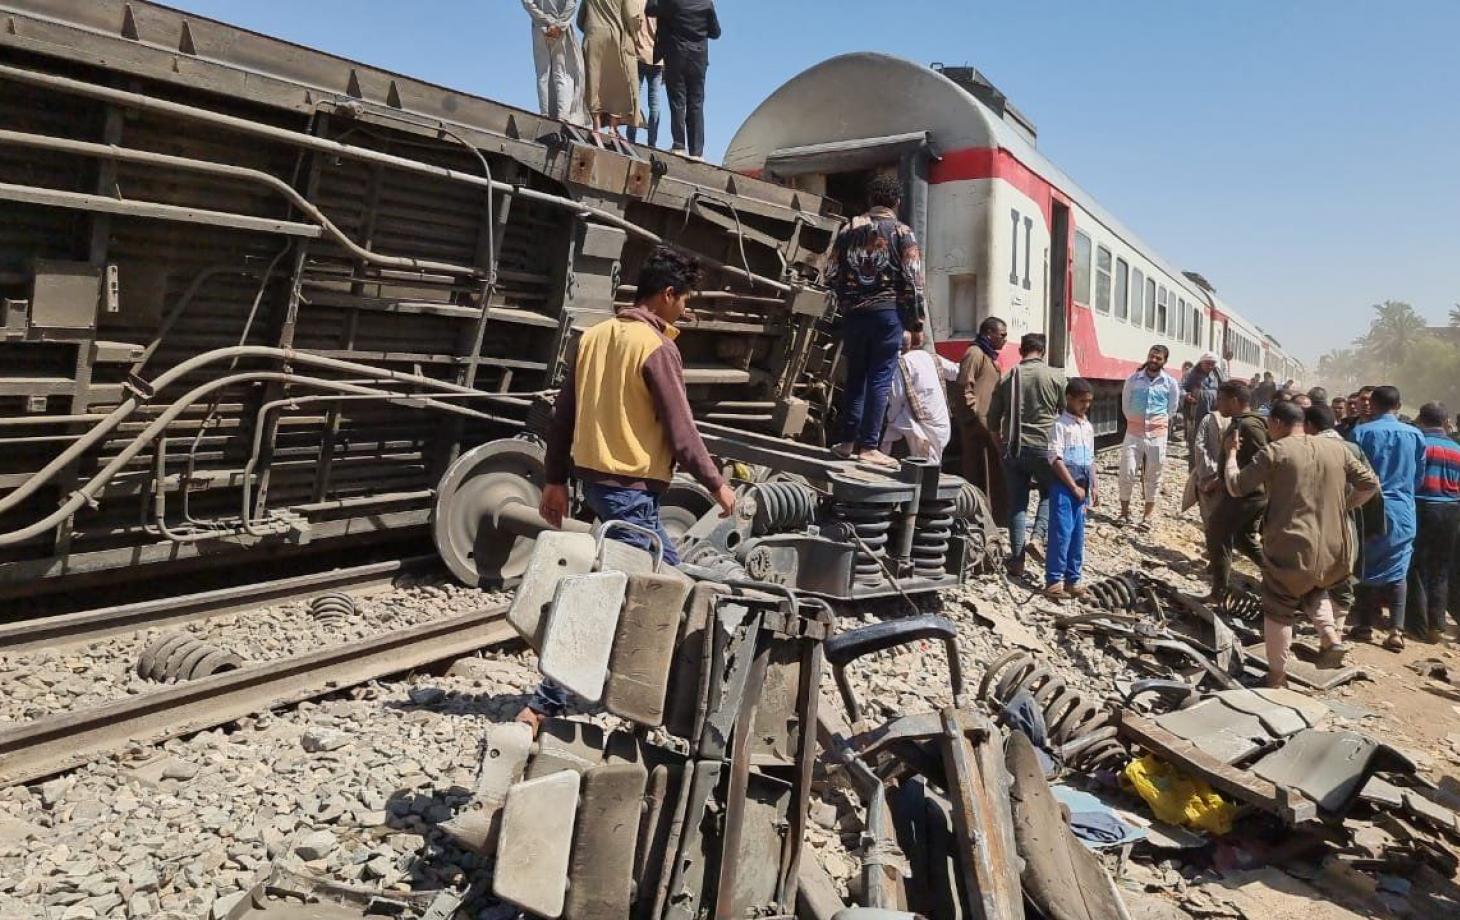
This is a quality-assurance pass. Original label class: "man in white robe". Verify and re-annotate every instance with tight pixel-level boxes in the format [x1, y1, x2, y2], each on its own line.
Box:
[880, 334, 952, 461]
[523, 0, 589, 126]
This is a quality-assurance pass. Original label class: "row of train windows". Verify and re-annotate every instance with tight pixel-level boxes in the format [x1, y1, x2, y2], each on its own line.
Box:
[1228, 331, 1260, 365]
[1072, 230, 1203, 347]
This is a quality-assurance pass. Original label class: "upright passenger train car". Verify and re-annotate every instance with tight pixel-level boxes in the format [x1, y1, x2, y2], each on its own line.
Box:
[727, 54, 1291, 435]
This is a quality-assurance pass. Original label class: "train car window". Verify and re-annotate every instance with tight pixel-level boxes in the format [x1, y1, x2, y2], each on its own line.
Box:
[1131, 268, 1145, 324]
[1009, 209, 1021, 285]
[1073, 230, 1092, 304]
[1022, 216, 1034, 289]
[1114, 258, 1130, 321]
[1157, 285, 1169, 335]
[1176, 297, 1187, 340]
[1094, 245, 1112, 313]
[1191, 307, 1201, 345]
[1144, 277, 1156, 330]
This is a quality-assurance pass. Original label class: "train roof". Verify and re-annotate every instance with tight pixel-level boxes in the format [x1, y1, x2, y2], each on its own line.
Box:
[727, 52, 1274, 344]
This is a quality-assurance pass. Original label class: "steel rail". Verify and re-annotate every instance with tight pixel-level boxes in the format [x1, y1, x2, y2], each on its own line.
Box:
[0, 603, 514, 787]
[0, 557, 434, 653]
[0, 61, 793, 293]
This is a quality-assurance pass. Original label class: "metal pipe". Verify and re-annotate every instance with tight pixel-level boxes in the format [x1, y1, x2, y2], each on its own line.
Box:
[0, 62, 791, 292]
[0, 128, 480, 278]
[0, 371, 503, 547]
[0, 345, 505, 520]
[0, 181, 321, 238]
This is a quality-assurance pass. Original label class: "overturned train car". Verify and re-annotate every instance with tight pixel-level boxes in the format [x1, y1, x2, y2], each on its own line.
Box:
[0, 0, 844, 601]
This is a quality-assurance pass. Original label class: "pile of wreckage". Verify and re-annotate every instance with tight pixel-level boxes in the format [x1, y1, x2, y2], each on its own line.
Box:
[223, 545, 1460, 919]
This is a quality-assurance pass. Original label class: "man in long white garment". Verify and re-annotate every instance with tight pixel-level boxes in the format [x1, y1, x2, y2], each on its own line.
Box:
[880, 333, 953, 461]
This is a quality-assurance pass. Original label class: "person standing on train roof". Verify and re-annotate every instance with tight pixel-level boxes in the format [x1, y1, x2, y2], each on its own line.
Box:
[1222, 400, 1379, 688]
[626, 3, 662, 147]
[989, 333, 1066, 578]
[522, 0, 589, 127]
[1118, 345, 1183, 527]
[824, 173, 930, 471]
[645, 0, 720, 160]
[956, 316, 1010, 523]
[524, 246, 737, 731]
[579, 0, 643, 137]
[1349, 386, 1426, 651]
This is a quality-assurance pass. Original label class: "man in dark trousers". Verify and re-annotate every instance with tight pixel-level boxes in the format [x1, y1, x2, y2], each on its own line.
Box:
[1205, 380, 1269, 602]
[824, 172, 929, 470]
[645, 0, 719, 159]
[989, 333, 1066, 577]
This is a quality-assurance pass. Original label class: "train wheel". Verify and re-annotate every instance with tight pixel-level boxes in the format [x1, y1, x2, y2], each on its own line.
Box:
[433, 438, 546, 588]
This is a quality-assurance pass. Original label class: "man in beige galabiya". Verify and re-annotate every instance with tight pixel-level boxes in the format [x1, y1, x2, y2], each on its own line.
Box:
[1223, 400, 1379, 688]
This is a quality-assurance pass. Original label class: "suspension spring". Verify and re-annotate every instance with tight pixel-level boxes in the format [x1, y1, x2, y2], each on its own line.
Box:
[309, 592, 357, 625]
[954, 481, 986, 521]
[751, 482, 819, 535]
[978, 651, 1128, 774]
[1224, 590, 1263, 622]
[828, 500, 895, 586]
[136, 633, 245, 683]
[1084, 571, 1149, 611]
[911, 494, 956, 578]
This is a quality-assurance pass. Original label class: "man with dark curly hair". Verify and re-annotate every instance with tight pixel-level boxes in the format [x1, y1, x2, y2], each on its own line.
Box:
[824, 173, 929, 469]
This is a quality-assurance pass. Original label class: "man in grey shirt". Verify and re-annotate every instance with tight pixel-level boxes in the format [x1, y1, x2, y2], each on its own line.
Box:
[989, 333, 1067, 577]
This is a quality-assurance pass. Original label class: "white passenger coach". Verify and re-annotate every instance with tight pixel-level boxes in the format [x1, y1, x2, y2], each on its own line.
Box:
[727, 53, 1300, 435]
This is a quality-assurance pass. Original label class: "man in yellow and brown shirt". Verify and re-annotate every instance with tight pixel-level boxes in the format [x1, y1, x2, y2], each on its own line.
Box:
[540, 245, 735, 564]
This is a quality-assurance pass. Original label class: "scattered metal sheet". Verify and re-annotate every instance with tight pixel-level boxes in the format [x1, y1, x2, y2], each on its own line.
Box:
[440, 721, 533, 855]
[508, 532, 597, 650]
[527, 719, 607, 779]
[1213, 687, 1329, 736]
[1116, 710, 1317, 824]
[1007, 731, 1132, 920]
[1252, 729, 1378, 814]
[604, 572, 692, 726]
[494, 770, 581, 918]
[540, 570, 628, 703]
[1243, 641, 1364, 690]
[1152, 700, 1269, 765]
[564, 762, 649, 920]
[219, 863, 439, 920]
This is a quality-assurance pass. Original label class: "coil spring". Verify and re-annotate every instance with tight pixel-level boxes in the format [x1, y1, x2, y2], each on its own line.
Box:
[978, 651, 1128, 774]
[828, 501, 894, 585]
[309, 592, 357, 625]
[1224, 591, 1263, 622]
[751, 482, 819, 535]
[954, 481, 985, 521]
[1084, 572, 1148, 611]
[136, 633, 245, 683]
[912, 495, 956, 578]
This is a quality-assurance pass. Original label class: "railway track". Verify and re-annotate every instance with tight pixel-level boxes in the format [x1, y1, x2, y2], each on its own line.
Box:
[0, 556, 434, 654]
[0, 602, 514, 788]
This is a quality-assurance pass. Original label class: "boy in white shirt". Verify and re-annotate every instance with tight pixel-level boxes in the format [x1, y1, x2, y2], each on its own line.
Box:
[1045, 378, 1098, 598]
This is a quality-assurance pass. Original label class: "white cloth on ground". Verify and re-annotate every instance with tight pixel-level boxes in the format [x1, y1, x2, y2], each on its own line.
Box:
[881, 348, 952, 459]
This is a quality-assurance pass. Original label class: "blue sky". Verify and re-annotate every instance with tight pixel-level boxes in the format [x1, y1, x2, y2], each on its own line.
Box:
[169, 0, 1460, 365]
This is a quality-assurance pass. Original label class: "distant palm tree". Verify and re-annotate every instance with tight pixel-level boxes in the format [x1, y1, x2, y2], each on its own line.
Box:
[1317, 347, 1363, 393]
[1357, 300, 1426, 370]
[1449, 303, 1460, 327]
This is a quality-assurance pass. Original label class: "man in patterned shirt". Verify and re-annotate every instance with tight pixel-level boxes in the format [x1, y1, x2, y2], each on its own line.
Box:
[824, 173, 929, 470]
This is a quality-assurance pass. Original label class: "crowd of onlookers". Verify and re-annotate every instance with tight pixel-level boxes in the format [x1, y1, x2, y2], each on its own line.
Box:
[522, 0, 720, 159]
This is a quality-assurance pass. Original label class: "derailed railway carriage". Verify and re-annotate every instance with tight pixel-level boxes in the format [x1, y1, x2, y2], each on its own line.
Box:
[726, 53, 1296, 437]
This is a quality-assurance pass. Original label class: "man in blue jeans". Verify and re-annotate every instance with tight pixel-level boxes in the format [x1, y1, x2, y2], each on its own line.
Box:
[824, 173, 929, 470]
[989, 334, 1067, 577]
[522, 246, 736, 729]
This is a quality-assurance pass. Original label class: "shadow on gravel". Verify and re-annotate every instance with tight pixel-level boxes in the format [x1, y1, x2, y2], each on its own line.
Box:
[382, 685, 536, 722]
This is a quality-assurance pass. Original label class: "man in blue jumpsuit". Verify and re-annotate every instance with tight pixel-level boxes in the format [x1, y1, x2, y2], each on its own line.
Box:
[1350, 385, 1427, 650]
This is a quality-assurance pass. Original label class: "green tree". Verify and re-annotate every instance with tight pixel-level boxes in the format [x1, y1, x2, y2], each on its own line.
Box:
[1449, 303, 1460, 327]
[1316, 347, 1365, 394]
[1356, 300, 1427, 369]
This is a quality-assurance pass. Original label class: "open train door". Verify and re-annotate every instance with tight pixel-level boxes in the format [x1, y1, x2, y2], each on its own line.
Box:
[763, 131, 937, 263]
[1046, 200, 1071, 369]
